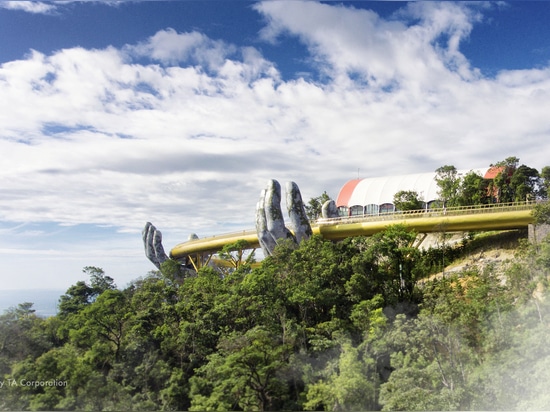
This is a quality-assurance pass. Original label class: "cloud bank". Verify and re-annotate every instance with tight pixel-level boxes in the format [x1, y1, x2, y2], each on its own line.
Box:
[1, 1, 550, 272]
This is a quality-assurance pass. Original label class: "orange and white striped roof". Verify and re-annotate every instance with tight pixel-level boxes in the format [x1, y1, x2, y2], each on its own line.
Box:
[336, 168, 493, 207]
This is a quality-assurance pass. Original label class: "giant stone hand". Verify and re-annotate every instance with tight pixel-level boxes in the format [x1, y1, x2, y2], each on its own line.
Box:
[142, 221, 169, 269]
[322, 198, 339, 219]
[255, 180, 313, 256]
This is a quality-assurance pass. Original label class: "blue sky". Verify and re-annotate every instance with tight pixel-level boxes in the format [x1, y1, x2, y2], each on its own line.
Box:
[1, 1, 550, 293]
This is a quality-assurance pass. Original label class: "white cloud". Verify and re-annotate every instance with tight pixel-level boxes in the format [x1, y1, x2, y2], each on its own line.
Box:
[0, 1, 57, 14]
[128, 29, 232, 68]
[0, 0, 130, 15]
[2, 1, 550, 289]
[255, 1, 483, 89]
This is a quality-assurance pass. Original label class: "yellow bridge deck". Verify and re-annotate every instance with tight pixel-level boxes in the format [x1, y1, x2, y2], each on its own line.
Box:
[170, 202, 537, 259]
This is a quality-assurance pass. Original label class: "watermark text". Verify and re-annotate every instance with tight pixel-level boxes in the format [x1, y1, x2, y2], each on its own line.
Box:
[0, 378, 68, 388]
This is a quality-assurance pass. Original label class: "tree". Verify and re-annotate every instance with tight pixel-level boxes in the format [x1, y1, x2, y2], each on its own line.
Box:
[0, 303, 51, 377]
[4, 344, 132, 411]
[58, 281, 95, 317]
[379, 314, 473, 411]
[435, 165, 461, 207]
[58, 267, 116, 316]
[540, 166, 550, 199]
[363, 224, 423, 304]
[393, 190, 424, 211]
[509, 164, 541, 202]
[533, 201, 550, 226]
[86, 266, 116, 295]
[306, 191, 332, 220]
[492, 156, 520, 170]
[124, 273, 192, 410]
[218, 239, 255, 274]
[304, 339, 379, 411]
[189, 327, 292, 411]
[490, 156, 519, 202]
[459, 170, 490, 206]
[269, 235, 354, 331]
[82, 289, 128, 362]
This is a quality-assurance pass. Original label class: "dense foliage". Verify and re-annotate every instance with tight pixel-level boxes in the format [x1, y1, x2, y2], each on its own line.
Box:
[434, 157, 549, 207]
[2, 224, 550, 411]
[383, 158, 548, 213]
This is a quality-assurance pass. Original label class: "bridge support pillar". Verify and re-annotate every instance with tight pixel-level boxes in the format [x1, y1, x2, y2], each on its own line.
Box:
[187, 253, 214, 271]
[529, 224, 550, 244]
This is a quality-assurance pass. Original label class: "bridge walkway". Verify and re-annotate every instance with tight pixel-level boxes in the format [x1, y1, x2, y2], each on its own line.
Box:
[170, 201, 538, 263]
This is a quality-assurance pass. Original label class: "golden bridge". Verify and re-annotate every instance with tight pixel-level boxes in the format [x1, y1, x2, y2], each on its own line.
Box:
[170, 201, 538, 269]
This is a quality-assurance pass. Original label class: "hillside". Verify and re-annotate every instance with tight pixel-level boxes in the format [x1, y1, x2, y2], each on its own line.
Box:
[423, 229, 526, 279]
[1, 225, 549, 411]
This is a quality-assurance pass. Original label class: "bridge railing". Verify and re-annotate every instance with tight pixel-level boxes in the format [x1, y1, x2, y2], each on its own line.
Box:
[182, 229, 258, 244]
[180, 201, 540, 245]
[314, 201, 538, 226]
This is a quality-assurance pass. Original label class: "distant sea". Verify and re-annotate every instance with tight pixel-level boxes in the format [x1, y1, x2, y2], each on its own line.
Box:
[0, 289, 64, 318]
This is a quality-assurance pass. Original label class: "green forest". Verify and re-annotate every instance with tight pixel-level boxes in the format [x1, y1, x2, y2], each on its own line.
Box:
[2, 158, 550, 411]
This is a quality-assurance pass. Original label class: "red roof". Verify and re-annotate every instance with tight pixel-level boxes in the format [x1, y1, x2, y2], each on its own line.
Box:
[483, 166, 505, 179]
[336, 179, 362, 207]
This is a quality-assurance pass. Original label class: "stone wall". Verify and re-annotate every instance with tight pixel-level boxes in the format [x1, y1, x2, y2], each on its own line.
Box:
[528, 224, 550, 244]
